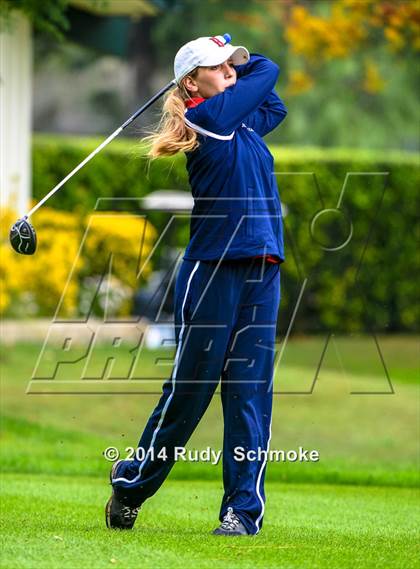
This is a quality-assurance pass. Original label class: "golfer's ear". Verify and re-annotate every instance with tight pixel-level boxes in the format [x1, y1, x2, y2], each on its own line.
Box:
[183, 76, 199, 94]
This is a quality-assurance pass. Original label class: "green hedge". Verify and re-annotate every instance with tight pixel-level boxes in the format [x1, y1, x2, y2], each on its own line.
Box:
[33, 134, 419, 333]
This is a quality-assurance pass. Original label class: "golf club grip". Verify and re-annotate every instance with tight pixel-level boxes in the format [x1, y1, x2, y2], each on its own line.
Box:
[26, 79, 177, 219]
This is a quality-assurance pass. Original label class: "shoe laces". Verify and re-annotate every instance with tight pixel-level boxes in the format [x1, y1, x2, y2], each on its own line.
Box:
[220, 507, 241, 531]
[121, 505, 139, 520]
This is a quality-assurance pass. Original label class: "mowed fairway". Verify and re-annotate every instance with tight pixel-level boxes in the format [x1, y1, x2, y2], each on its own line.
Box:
[1, 336, 419, 568]
[1, 475, 418, 569]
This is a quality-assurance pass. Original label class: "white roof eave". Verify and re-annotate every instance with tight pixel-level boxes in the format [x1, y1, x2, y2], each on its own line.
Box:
[69, 0, 157, 18]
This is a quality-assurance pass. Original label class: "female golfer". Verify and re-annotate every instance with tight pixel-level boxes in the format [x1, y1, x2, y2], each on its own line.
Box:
[106, 34, 287, 536]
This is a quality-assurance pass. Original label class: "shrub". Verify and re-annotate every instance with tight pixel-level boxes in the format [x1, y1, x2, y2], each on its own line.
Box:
[27, 135, 420, 332]
[0, 206, 156, 318]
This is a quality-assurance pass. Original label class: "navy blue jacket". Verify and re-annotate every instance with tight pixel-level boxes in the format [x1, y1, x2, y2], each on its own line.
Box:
[183, 53, 288, 262]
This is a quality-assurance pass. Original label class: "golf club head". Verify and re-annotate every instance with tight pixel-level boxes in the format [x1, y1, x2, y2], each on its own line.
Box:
[9, 217, 37, 255]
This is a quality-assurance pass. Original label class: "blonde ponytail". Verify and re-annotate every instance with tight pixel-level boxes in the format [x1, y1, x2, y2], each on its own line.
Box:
[144, 71, 201, 158]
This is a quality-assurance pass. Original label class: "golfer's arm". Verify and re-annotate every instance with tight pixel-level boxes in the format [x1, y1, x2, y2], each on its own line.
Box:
[245, 89, 288, 137]
[198, 54, 280, 134]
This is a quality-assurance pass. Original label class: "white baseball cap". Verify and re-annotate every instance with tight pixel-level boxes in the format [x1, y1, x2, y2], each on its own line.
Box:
[174, 34, 250, 86]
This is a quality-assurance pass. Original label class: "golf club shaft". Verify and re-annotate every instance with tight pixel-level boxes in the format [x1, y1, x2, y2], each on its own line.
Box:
[26, 79, 177, 219]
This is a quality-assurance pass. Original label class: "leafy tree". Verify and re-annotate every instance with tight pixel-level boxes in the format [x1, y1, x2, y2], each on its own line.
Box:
[278, 0, 420, 94]
[0, 0, 70, 39]
[149, 0, 419, 150]
[3, 0, 418, 150]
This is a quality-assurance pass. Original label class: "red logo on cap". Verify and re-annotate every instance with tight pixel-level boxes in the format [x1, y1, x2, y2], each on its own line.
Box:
[210, 36, 224, 47]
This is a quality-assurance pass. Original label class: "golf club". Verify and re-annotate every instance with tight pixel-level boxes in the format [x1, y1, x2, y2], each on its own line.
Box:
[9, 79, 176, 255]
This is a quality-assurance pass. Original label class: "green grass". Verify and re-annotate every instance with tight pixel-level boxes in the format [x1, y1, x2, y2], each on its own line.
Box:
[1, 337, 418, 486]
[1, 336, 419, 568]
[1, 474, 419, 569]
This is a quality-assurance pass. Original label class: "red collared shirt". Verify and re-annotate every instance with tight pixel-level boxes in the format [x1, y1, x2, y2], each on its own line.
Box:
[185, 97, 206, 109]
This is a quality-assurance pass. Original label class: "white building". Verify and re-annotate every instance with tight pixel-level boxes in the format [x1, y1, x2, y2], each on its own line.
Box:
[0, 12, 32, 216]
[0, 0, 155, 216]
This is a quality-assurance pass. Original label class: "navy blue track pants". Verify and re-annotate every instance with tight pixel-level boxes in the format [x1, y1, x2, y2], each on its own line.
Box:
[112, 256, 281, 534]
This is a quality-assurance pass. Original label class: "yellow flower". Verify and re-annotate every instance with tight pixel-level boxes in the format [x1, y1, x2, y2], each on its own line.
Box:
[363, 59, 386, 94]
[0, 207, 157, 317]
[286, 70, 314, 97]
[384, 26, 405, 51]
